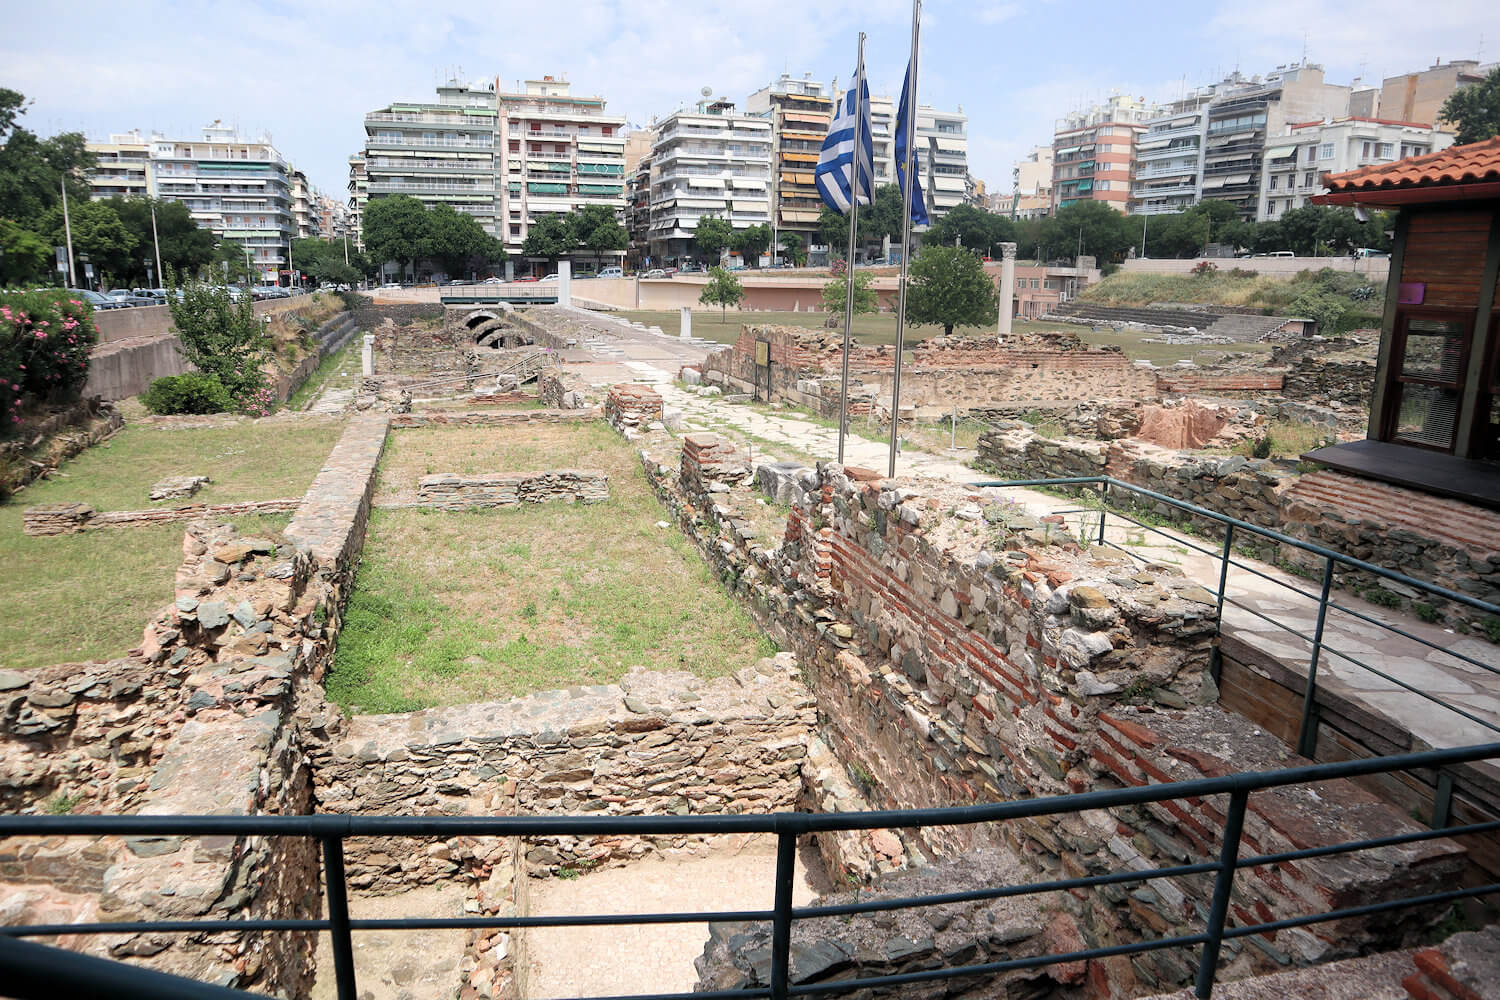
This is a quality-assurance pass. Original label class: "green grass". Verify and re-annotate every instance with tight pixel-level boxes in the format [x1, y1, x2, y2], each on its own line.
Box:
[0, 419, 341, 671]
[614, 310, 1078, 349]
[0, 513, 290, 670]
[329, 421, 777, 713]
[285, 338, 361, 411]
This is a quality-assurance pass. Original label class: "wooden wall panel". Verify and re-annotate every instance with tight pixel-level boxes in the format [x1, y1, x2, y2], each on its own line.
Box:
[1401, 210, 1493, 309]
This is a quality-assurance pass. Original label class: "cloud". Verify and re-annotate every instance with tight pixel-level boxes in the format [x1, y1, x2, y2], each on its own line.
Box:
[979, 3, 1022, 25]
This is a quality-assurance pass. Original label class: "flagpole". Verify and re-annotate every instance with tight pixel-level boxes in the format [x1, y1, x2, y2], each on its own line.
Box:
[837, 33, 866, 466]
[890, 0, 921, 479]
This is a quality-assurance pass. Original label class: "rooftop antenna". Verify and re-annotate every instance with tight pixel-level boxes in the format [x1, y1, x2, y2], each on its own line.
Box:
[1302, 32, 1308, 66]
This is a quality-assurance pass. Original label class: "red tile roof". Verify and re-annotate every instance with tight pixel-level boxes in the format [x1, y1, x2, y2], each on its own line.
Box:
[1319, 136, 1500, 200]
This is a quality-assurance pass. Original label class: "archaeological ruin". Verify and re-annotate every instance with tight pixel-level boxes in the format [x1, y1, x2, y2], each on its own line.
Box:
[1, 264, 1497, 1000]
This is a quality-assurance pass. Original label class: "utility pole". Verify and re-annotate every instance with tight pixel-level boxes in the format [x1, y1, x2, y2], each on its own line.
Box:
[150, 201, 164, 288]
[60, 177, 78, 287]
[1140, 214, 1147, 259]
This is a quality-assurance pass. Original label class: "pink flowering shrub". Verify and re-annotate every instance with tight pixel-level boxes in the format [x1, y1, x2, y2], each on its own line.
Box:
[1, 289, 99, 431]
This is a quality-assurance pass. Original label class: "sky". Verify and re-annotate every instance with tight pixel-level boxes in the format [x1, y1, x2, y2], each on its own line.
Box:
[3, 0, 1495, 199]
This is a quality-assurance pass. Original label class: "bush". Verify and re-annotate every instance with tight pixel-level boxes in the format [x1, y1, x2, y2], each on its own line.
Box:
[1190, 260, 1219, 277]
[141, 373, 235, 415]
[1288, 289, 1347, 335]
[163, 271, 268, 404]
[1, 289, 99, 432]
[1251, 436, 1272, 459]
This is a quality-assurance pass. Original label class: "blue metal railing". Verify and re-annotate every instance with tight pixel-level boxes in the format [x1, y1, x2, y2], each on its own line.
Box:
[971, 475, 1500, 775]
[3, 742, 1500, 1000]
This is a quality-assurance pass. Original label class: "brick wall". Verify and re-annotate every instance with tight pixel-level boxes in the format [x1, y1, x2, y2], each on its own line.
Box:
[605, 383, 663, 437]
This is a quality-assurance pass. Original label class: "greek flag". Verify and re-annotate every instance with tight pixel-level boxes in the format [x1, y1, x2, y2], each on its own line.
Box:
[894, 56, 929, 226]
[815, 63, 874, 215]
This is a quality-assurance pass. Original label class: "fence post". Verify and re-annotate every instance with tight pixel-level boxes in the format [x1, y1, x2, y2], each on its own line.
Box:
[1210, 524, 1235, 685]
[1097, 480, 1108, 547]
[1296, 557, 1336, 760]
[769, 828, 797, 1000]
[322, 836, 358, 1000]
[1194, 787, 1249, 999]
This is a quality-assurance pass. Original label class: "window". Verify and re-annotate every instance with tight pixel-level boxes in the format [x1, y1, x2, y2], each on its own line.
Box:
[1303, 171, 1314, 187]
[1269, 174, 1279, 189]
[1319, 143, 1334, 160]
[1377, 142, 1393, 158]
[1305, 145, 1318, 163]
[1383, 312, 1472, 451]
[1029, 278, 1040, 289]
[510, 224, 521, 236]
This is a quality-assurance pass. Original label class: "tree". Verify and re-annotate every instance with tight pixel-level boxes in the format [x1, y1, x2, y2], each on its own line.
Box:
[924, 204, 1015, 256]
[698, 266, 745, 321]
[1036, 201, 1136, 264]
[362, 195, 431, 277]
[427, 202, 500, 277]
[733, 223, 772, 268]
[105, 197, 216, 285]
[163, 267, 268, 405]
[0, 89, 94, 229]
[779, 233, 808, 267]
[0, 218, 51, 285]
[522, 214, 576, 265]
[819, 184, 906, 258]
[42, 200, 136, 286]
[692, 215, 734, 264]
[905, 246, 998, 336]
[822, 270, 878, 319]
[1440, 66, 1500, 145]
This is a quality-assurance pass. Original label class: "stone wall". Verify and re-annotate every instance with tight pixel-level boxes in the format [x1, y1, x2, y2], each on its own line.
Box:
[538, 367, 588, 409]
[82, 333, 193, 401]
[639, 433, 1469, 995]
[389, 409, 596, 429]
[605, 383, 663, 437]
[309, 662, 816, 886]
[415, 469, 608, 509]
[24, 498, 300, 535]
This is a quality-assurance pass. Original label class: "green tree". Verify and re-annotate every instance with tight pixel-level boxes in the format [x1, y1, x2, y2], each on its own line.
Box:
[697, 265, 745, 320]
[163, 268, 268, 404]
[905, 245, 998, 336]
[821, 270, 878, 319]
[427, 202, 501, 277]
[522, 214, 576, 265]
[362, 194, 431, 277]
[1037, 201, 1137, 264]
[733, 223, 772, 268]
[924, 204, 1015, 256]
[0, 218, 51, 285]
[1440, 66, 1500, 145]
[212, 240, 256, 286]
[42, 200, 136, 286]
[692, 215, 734, 264]
[0, 89, 94, 228]
[105, 197, 216, 285]
[819, 184, 905, 257]
[779, 233, 808, 267]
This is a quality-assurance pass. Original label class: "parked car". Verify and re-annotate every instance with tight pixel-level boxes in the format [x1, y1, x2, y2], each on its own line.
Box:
[642, 269, 666, 279]
[103, 289, 158, 307]
[379, 282, 402, 289]
[514, 275, 539, 283]
[541, 273, 559, 281]
[69, 289, 122, 310]
[597, 266, 624, 279]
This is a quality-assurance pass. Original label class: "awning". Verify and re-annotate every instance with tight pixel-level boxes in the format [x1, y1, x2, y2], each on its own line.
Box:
[780, 171, 815, 185]
[782, 152, 817, 164]
[732, 200, 768, 211]
[934, 136, 965, 152]
[932, 176, 966, 191]
[578, 184, 622, 195]
[782, 130, 823, 141]
[728, 177, 767, 189]
[1056, 145, 1081, 155]
[1265, 145, 1298, 159]
[780, 210, 820, 222]
[527, 182, 567, 194]
[1200, 176, 1229, 189]
[688, 177, 726, 187]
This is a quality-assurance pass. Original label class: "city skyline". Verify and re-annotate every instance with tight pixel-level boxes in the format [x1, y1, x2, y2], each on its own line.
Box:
[2, 0, 1492, 200]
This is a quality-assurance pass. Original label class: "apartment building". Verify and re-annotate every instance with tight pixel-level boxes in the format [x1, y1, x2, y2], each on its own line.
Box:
[1008, 145, 1053, 219]
[837, 90, 971, 220]
[87, 131, 155, 199]
[498, 76, 627, 257]
[626, 147, 653, 267]
[645, 99, 772, 264]
[1198, 64, 1350, 220]
[1132, 96, 1210, 216]
[290, 169, 317, 239]
[346, 153, 367, 250]
[362, 80, 500, 237]
[1051, 95, 1154, 213]
[1379, 58, 1498, 128]
[746, 73, 833, 251]
[1259, 117, 1454, 220]
[87, 123, 294, 284]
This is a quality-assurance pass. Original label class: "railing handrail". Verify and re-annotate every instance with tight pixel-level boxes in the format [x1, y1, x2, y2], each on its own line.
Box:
[5, 741, 1497, 840]
[3, 741, 1498, 1000]
[969, 475, 1500, 617]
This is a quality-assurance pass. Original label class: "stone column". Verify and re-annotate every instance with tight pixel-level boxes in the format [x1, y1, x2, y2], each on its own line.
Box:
[361, 334, 375, 377]
[996, 242, 1017, 342]
[557, 260, 571, 308]
[504, 259, 514, 282]
[679, 306, 692, 340]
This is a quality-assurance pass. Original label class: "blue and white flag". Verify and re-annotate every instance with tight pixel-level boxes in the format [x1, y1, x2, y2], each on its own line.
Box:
[815, 62, 875, 216]
[894, 57, 930, 226]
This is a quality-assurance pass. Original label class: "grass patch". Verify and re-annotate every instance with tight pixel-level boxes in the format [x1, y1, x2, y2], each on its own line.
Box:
[1231, 420, 1331, 459]
[0, 513, 290, 670]
[614, 310, 1076, 349]
[330, 421, 776, 712]
[286, 338, 361, 411]
[6, 419, 344, 512]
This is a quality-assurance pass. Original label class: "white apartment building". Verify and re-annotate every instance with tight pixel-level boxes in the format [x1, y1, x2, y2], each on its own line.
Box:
[499, 76, 627, 258]
[362, 80, 500, 236]
[1133, 98, 1210, 215]
[346, 153, 367, 251]
[291, 169, 316, 239]
[1259, 117, 1454, 220]
[647, 99, 772, 264]
[837, 91, 970, 220]
[87, 123, 294, 284]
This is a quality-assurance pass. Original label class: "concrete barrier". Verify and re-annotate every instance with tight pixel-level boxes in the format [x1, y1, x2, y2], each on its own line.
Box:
[92, 296, 315, 344]
[1119, 256, 1390, 280]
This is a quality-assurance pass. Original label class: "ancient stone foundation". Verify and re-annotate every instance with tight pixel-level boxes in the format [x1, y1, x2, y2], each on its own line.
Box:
[415, 469, 609, 509]
[606, 383, 664, 437]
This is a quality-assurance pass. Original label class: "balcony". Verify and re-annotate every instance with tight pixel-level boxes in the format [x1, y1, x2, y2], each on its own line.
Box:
[1140, 122, 1200, 144]
[1137, 143, 1199, 162]
[1132, 183, 1198, 199]
[366, 112, 494, 130]
[368, 180, 496, 194]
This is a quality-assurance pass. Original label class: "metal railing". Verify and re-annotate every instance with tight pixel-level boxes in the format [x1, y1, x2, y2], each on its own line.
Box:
[2, 742, 1497, 1000]
[971, 475, 1500, 768]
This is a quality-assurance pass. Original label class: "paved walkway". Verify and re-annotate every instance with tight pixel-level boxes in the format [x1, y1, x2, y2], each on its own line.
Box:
[554, 309, 1500, 787]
